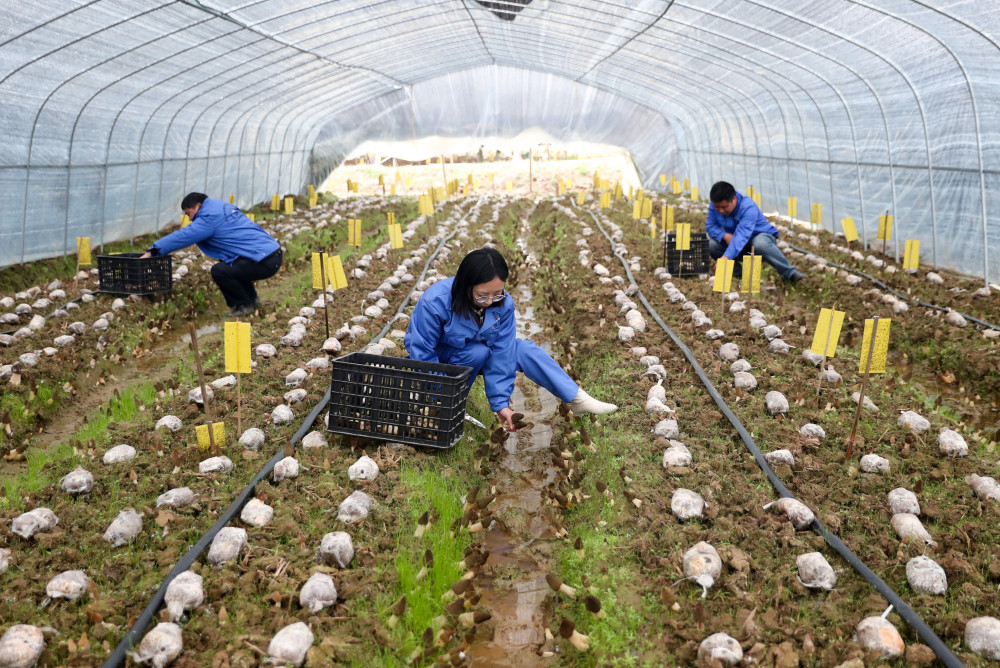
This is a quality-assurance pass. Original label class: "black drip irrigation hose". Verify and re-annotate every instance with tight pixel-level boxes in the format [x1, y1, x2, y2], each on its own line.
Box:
[102, 203, 472, 667]
[583, 209, 965, 668]
[786, 242, 1000, 333]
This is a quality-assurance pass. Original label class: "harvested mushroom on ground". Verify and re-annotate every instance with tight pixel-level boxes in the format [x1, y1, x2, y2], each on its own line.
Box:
[734, 372, 757, 390]
[765, 498, 815, 529]
[897, 410, 930, 433]
[337, 490, 372, 523]
[273, 456, 299, 481]
[945, 310, 968, 327]
[199, 456, 233, 474]
[272, 404, 294, 425]
[156, 487, 194, 509]
[616, 325, 635, 341]
[671, 488, 706, 520]
[155, 415, 182, 432]
[46, 570, 92, 600]
[164, 571, 203, 622]
[762, 325, 783, 340]
[966, 617, 1000, 660]
[765, 391, 789, 415]
[799, 423, 825, 440]
[851, 392, 879, 412]
[268, 622, 314, 668]
[730, 359, 751, 374]
[966, 474, 1000, 502]
[891, 513, 935, 545]
[238, 427, 265, 450]
[697, 633, 743, 665]
[300, 572, 338, 612]
[906, 555, 947, 595]
[104, 508, 143, 547]
[854, 616, 904, 658]
[887, 488, 920, 515]
[796, 552, 836, 590]
[0, 625, 44, 668]
[60, 467, 94, 494]
[653, 418, 679, 439]
[768, 339, 794, 353]
[938, 428, 968, 457]
[207, 527, 247, 567]
[319, 531, 355, 568]
[682, 542, 722, 596]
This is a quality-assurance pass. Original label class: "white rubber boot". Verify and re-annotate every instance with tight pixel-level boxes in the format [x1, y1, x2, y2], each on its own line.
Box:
[568, 389, 618, 415]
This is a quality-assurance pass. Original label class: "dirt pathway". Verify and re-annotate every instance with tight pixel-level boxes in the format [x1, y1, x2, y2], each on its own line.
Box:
[466, 245, 563, 666]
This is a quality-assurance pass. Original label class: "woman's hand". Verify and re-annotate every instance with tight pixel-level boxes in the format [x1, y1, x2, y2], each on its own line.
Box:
[496, 406, 516, 431]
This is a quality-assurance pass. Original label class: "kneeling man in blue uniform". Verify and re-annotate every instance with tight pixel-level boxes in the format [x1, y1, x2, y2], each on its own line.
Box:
[705, 181, 804, 283]
[143, 193, 282, 316]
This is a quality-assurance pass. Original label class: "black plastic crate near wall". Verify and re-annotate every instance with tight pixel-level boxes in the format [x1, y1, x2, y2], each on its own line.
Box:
[664, 231, 710, 276]
[97, 253, 173, 295]
[327, 352, 473, 450]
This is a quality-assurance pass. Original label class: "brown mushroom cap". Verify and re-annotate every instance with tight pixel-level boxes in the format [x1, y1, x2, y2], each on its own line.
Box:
[545, 574, 563, 592]
[393, 596, 407, 616]
[574, 537, 583, 550]
[585, 595, 602, 614]
[558, 618, 576, 639]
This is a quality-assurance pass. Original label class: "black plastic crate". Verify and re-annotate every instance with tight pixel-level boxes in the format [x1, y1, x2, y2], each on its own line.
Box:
[97, 252, 173, 295]
[664, 231, 710, 276]
[327, 352, 473, 450]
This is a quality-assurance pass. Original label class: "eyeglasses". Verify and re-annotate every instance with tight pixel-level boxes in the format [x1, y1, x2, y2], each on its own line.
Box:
[472, 291, 505, 305]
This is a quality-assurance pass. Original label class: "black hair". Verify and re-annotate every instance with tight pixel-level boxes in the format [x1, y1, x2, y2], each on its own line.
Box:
[180, 192, 208, 210]
[709, 181, 737, 203]
[452, 248, 509, 317]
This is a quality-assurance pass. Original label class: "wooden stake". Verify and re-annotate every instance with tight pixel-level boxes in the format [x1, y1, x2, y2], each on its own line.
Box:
[881, 209, 889, 257]
[441, 155, 447, 188]
[237, 364, 243, 436]
[846, 316, 880, 459]
[189, 322, 217, 455]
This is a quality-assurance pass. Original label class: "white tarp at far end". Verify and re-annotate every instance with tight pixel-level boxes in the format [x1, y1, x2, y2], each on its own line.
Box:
[309, 65, 681, 194]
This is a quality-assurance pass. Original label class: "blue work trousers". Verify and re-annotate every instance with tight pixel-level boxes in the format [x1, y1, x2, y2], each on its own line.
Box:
[709, 233, 797, 280]
[440, 338, 579, 405]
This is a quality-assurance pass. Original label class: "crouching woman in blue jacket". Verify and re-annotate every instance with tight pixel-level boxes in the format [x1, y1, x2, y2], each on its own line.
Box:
[405, 248, 616, 430]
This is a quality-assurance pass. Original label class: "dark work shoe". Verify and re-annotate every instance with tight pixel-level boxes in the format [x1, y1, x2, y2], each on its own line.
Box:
[227, 303, 256, 317]
[785, 271, 806, 284]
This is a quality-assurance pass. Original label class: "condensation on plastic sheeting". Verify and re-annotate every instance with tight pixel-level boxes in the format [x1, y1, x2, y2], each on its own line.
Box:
[0, 1, 999, 282]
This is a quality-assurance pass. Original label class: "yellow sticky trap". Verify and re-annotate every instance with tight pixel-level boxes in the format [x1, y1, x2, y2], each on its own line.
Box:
[389, 223, 403, 249]
[395, 170, 401, 183]
[666, 205, 675, 232]
[748, 186, 755, 197]
[858, 317, 891, 374]
[351, 181, 359, 194]
[557, 182, 565, 195]
[642, 198, 653, 219]
[810, 308, 845, 358]
[576, 191, 585, 206]
[387, 212, 395, 226]
[904, 239, 920, 270]
[390, 184, 396, 196]
[841, 217, 858, 242]
[811, 203, 822, 225]
[741, 254, 763, 294]
[877, 214, 893, 241]
[229, 194, 235, 204]
[196, 422, 226, 451]
[659, 174, 666, 186]
[378, 174, 384, 186]
[308, 184, 315, 197]
[752, 192, 761, 207]
[613, 183, 622, 200]
[467, 174, 473, 185]
[632, 199, 642, 220]
[348, 219, 361, 248]
[628, 186, 634, 201]
[650, 220, 656, 240]
[76, 237, 91, 266]
[600, 178, 609, 191]
[224, 321, 252, 374]
[676, 223, 691, 250]
[683, 178, 690, 191]
[311, 252, 332, 289]
[691, 186, 699, 201]
[672, 181, 682, 195]
[271, 194, 280, 210]
[309, 193, 318, 208]
[435, 186, 445, 201]
[405, 177, 412, 188]
[713, 257, 735, 292]
[506, 181, 514, 193]
[247, 213, 255, 222]
[787, 197, 797, 219]
[284, 196, 293, 215]
[329, 254, 348, 290]
[180, 214, 191, 228]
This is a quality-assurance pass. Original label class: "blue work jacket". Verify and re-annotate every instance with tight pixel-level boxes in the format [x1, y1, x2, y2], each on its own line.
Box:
[705, 192, 780, 260]
[405, 277, 516, 412]
[151, 198, 279, 263]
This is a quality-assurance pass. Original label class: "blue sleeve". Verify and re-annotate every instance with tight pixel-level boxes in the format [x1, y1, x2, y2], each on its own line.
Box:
[404, 297, 443, 363]
[705, 204, 725, 243]
[482, 310, 516, 412]
[723, 201, 758, 260]
[151, 213, 217, 255]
